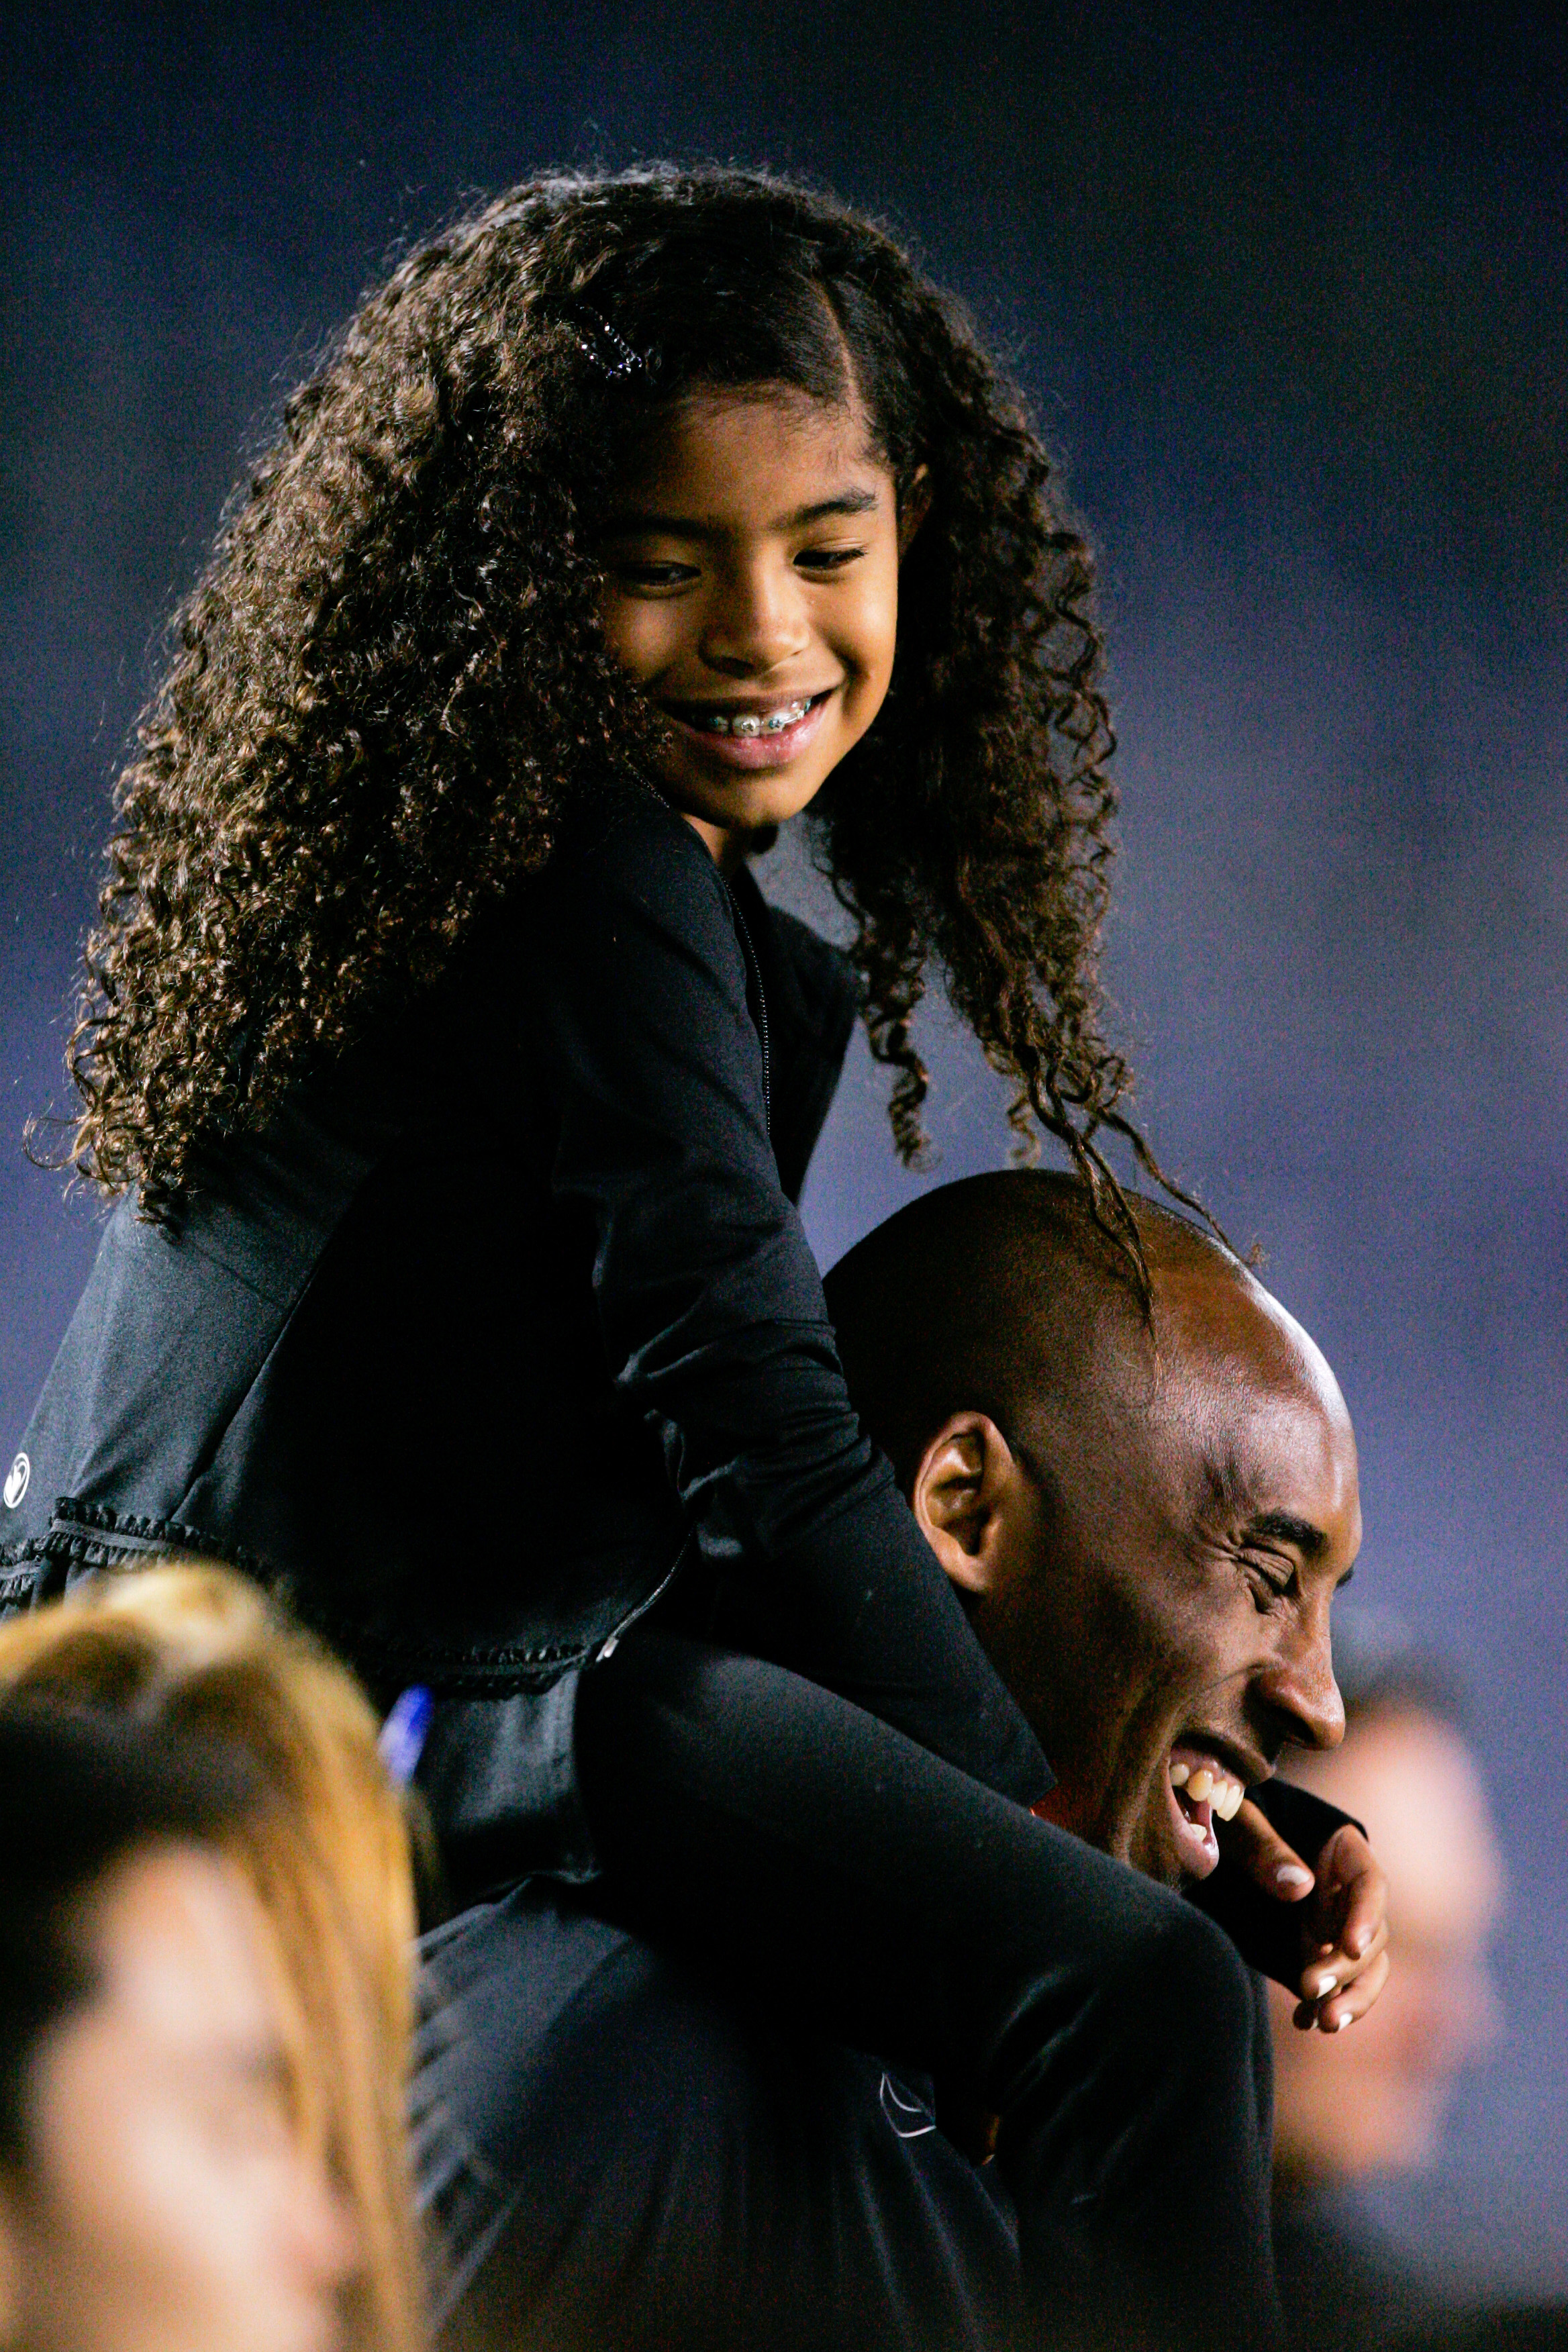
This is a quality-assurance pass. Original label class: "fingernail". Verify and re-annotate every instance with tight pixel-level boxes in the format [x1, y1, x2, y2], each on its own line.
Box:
[1332, 2012, 1351, 2032]
[1307, 1970, 1338, 1998]
[1275, 1864, 1314, 1892]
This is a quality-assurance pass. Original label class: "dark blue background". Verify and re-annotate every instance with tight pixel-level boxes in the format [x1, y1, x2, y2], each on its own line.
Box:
[5, 0, 1565, 2298]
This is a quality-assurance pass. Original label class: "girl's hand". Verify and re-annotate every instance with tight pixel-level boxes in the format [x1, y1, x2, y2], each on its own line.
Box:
[1224, 1798, 1390, 2032]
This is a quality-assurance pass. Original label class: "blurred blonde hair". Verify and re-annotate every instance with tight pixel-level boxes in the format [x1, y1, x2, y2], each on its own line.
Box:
[0, 1563, 424, 2352]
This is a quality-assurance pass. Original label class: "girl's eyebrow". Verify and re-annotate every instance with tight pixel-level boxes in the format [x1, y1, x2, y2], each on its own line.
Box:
[603, 487, 883, 540]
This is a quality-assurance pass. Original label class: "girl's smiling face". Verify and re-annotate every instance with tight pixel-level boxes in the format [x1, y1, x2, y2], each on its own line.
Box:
[599, 386, 918, 866]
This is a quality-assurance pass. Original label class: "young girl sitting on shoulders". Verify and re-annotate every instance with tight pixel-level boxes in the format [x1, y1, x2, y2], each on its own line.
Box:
[4, 168, 1385, 2350]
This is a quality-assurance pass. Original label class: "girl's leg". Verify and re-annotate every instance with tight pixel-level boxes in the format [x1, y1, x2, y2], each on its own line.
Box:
[575, 1629, 1281, 2352]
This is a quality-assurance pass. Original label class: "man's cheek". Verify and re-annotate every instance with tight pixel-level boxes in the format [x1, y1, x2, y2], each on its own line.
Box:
[1161, 1557, 1261, 1683]
[1126, 1779, 1187, 1889]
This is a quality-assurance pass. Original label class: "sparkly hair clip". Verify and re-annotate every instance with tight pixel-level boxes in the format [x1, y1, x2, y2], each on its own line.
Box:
[567, 304, 646, 380]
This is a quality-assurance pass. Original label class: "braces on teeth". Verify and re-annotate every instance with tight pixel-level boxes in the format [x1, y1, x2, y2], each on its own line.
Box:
[695, 698, 812, 737]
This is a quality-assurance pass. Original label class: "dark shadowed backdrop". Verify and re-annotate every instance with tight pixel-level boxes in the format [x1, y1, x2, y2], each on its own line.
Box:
[5, 0, 1565, 2302]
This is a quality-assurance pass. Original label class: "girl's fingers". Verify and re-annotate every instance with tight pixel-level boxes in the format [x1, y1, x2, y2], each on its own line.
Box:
[1304, 1825, 1388, 1960]
[1220, 1812, 1393, 2027]
[1220, 1796, 1316, 1900]
[1216, 1808, 1394, 2026]
[1291, 1824, 1392, 2020]
[1297, 1914, 1389, 2003]
[1301, 1946, 1391, 2034]
[1320, 1827, 1389, 1960]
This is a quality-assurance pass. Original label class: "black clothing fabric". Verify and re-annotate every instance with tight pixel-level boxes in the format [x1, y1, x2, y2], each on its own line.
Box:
[414, 1883, 1026, 2352]
[420, 1635, 1284, 2351]
[1, 784, 1046, 1873]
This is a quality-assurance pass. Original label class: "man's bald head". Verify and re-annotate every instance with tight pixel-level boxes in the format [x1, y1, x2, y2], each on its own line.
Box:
[824, 1170, 1300, 1487]
[824, 1172, 1361, 1887]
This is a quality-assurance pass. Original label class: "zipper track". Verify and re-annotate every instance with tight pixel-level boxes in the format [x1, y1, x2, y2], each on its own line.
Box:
[724, 883, 771, 1137]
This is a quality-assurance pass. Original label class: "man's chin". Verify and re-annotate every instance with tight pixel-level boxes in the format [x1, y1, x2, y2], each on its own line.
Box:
[1059, 1785, 1218, 1891]
[1129, 1808, 1216, 1892]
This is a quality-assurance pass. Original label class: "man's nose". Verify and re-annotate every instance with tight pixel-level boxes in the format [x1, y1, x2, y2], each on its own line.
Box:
[699, 560, 811, 676]
[1258, 1626, 1345, 1753]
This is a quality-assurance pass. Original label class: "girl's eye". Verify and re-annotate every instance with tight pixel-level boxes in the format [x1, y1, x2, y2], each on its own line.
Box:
[614, 560, 701, 592]
[794, 546, 864, 574]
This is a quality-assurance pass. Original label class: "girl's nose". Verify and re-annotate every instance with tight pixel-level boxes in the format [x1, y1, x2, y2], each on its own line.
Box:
[699, 560, 811, 677]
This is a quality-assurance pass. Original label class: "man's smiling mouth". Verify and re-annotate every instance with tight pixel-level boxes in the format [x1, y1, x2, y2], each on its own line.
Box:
[1167, 1745, 1248, 1877]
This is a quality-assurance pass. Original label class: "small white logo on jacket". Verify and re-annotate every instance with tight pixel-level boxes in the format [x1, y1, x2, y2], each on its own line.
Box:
[3, 1454, 28, 1510]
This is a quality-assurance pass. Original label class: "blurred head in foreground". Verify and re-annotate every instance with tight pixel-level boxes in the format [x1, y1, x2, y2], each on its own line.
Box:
[0, 1565, 423, 2352]
[1268, 1614, 1505, 2183]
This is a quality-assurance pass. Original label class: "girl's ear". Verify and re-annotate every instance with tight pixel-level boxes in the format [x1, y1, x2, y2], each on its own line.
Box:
[897, 464, 932, 559]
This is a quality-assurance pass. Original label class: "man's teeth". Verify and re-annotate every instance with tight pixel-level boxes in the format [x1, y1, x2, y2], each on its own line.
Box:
[694, 698, 812, 736]
[1169, 1761, 1246, 1822]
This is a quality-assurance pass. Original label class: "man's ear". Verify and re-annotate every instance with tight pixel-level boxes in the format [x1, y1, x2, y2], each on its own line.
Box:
[911, 1411, 1030, 1596]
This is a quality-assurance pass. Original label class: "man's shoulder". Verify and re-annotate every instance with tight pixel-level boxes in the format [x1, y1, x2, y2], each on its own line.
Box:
[415, 1882, 1022, 2345]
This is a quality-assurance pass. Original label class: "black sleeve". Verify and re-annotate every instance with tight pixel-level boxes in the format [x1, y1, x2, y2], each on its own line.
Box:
[1191, 1781, 1368, 1989]
[524, 797, 1049, 1808]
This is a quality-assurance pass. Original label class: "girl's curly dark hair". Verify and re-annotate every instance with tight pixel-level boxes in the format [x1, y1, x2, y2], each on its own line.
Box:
[58, 164, 1204, 1270]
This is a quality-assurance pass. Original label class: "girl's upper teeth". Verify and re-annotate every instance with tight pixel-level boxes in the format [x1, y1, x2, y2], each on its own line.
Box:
[697, 699, 811, 736]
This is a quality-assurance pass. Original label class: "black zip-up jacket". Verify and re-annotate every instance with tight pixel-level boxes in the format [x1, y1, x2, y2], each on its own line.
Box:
[1, 781, 1349, 1938]
[1, 786, 1049, 1877]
